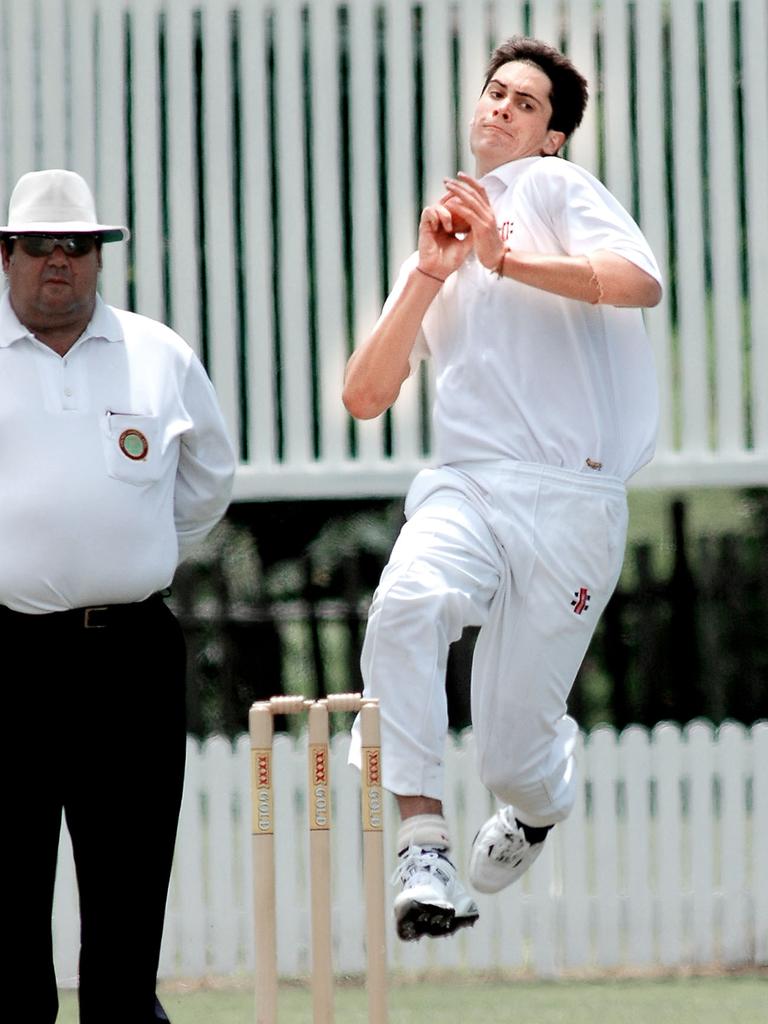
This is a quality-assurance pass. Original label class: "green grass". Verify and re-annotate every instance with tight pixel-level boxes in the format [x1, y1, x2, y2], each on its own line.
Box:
[56, 973, 767, 1023]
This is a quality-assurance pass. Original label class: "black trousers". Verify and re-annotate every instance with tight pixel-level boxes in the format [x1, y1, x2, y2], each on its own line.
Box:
[4, 596, 187, 1023]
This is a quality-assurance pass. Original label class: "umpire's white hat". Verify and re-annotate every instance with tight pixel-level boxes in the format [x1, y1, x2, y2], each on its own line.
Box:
[0, 169, 129, 242]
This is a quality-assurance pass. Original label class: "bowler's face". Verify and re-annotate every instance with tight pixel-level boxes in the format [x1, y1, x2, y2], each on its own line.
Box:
[469, 61, 565, 175]
[2, 237, 100, 338]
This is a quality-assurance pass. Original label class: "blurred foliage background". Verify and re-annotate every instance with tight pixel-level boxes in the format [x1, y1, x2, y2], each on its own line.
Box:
[171, 487, 768, 738]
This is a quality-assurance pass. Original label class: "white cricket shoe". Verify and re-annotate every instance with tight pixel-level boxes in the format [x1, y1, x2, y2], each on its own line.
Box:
[468, 806, 548, 894]
[392, 845, 479, 941]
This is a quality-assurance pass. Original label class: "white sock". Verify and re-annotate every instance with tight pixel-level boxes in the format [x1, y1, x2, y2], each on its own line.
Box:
[397, 814, 451, 853]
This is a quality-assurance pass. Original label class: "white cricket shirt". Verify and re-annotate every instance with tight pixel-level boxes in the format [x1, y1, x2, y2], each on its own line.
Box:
[0, 292, 235, 613]
[393, 156, 661, 481]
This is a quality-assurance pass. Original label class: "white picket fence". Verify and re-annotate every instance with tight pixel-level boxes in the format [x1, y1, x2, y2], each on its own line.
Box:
[1, 0, 766, 497]
[53, 719, 768, 985]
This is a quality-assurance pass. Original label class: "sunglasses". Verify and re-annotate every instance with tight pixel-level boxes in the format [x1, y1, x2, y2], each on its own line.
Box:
[9, 234, 100, 258]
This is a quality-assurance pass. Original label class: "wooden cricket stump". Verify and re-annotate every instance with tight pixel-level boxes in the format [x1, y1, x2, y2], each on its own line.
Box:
[249, 693, 388, 1024]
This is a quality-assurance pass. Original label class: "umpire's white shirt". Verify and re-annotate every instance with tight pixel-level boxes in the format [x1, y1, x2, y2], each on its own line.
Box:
[0, 292, 235, 613]
[390, 155, 661, 482]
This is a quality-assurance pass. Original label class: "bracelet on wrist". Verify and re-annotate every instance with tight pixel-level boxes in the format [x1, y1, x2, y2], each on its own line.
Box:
[493, 247, 509, 279]
[416, 266, 446, 284]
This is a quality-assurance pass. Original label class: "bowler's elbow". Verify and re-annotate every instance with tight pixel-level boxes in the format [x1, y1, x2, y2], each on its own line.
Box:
[597, 252, 663, 309]
[643, 276, 663, 308]
[611, 272, 662, 309]
[624, 262, 663, 308]
[343, 360, 408, 419]
[346, 380, 399, 419]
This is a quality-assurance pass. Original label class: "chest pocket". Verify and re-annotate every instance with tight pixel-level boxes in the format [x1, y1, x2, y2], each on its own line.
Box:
[102, 412, 164, 486]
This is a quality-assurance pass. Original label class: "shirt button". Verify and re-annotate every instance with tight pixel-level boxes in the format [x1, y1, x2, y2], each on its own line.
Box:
[64, 388, 73, 397]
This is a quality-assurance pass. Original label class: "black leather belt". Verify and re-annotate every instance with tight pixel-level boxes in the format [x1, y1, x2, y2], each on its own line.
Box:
[0, 592, 166, 629]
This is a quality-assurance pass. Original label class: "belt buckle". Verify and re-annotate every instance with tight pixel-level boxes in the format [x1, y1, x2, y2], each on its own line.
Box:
[84, 606, 109, 629]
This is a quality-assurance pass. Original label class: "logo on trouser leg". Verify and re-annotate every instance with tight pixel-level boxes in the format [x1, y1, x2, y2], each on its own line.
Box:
[571, 587, 591, 614]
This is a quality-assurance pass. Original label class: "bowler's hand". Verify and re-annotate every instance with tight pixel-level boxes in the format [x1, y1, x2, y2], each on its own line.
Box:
[417, 200, 473, 281]
[442, 173, 506, 271]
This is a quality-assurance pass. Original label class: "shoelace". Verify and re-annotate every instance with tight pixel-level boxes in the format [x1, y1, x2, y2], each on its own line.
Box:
[390, 846, 446, 887]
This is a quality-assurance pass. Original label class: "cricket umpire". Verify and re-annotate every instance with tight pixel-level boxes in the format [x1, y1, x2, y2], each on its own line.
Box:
[1, 169, 235, 1021]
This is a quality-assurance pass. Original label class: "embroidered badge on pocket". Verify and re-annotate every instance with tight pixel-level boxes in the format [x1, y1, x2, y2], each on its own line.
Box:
[119, 428, 149, 461]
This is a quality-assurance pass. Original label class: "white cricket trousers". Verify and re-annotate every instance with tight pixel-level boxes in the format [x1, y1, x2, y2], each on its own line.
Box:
[350, 460, 628, 827]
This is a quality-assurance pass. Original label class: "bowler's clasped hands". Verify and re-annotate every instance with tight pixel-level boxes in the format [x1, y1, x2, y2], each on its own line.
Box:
[417, 173, 507, 283]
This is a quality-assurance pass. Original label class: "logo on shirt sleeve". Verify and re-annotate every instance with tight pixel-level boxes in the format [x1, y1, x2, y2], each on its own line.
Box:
[118, 428, 149, 461]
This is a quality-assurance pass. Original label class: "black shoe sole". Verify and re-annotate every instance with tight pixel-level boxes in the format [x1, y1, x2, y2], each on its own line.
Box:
[395, 902, 480, 942]
[445, 910, 480, 936]
[396, 900, 456, 941]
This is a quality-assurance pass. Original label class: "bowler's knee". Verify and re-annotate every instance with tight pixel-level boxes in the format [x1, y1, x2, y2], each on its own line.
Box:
[371, 564, 467, 639]
[478, 746, 576, 824]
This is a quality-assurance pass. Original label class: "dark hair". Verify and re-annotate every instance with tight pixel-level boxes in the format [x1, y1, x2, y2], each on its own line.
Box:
[482, 36, 588, 140]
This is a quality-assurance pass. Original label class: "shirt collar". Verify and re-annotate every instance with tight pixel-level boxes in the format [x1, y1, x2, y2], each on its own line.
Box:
[0, 291, 124, 349]
[479, 155, 543, 201]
